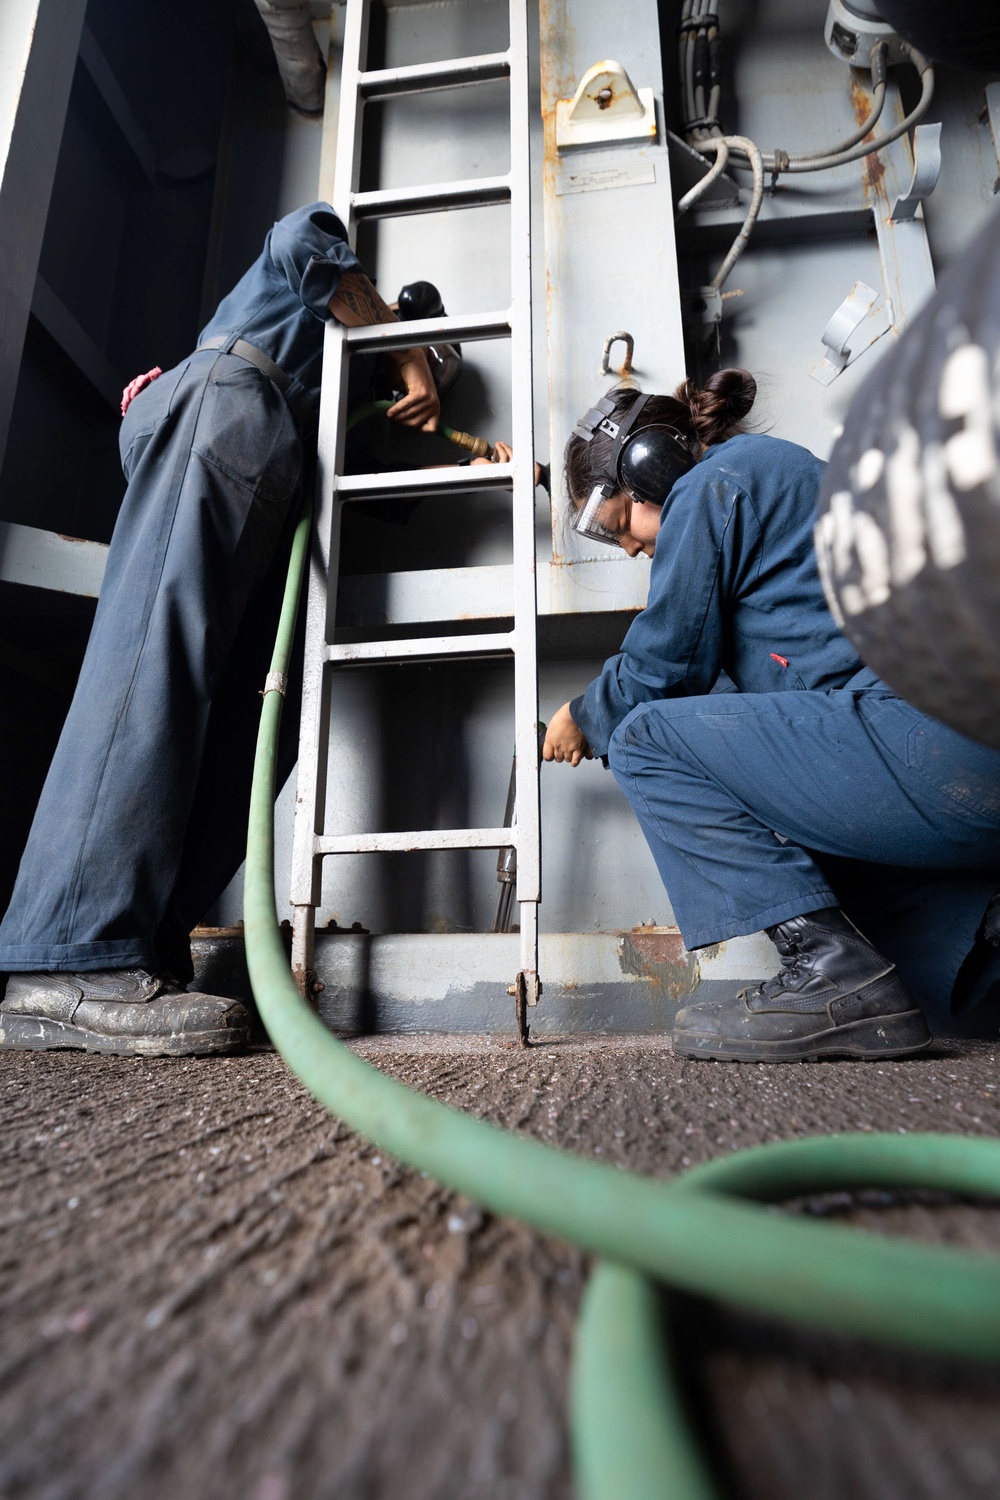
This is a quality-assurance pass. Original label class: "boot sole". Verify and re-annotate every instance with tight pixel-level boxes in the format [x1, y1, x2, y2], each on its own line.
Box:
[0, 1012, 248, 1058]
[672, 1009, 932, 1063]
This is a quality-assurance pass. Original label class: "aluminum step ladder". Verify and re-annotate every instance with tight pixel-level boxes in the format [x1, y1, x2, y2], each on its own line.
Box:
[289, 0, 542, 1041]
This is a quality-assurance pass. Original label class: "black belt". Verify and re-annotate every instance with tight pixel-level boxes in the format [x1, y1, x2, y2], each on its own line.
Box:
[196, 336, 317, 436]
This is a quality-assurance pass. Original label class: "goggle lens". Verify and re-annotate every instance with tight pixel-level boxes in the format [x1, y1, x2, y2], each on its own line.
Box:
[572, 485, 623, 546]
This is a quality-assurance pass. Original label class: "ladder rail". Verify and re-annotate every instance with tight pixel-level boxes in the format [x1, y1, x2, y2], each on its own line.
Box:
[290, 0, 542, 1028]
[507, 0, 541, 1008]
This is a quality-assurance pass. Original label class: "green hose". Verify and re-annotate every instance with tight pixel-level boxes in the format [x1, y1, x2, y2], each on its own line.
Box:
[244, 478, 1000, 1499]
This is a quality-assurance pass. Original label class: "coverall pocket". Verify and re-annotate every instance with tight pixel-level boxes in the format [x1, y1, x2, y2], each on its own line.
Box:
[119, 361, 190, 479]
[862, 693, 1000, 823]
[193, 363, 301, 505]
[763, 652, 808, 691]
[905, 716, 1000, 822]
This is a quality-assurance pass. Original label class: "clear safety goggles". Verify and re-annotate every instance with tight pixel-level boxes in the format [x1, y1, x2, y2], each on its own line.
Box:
[573, 484, 634, 547]
[570, 393, 651, 546]
[573, 485, 622, 546]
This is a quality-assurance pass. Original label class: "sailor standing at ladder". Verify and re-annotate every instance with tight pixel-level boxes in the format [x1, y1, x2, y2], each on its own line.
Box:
[0, 204, 440, 1057]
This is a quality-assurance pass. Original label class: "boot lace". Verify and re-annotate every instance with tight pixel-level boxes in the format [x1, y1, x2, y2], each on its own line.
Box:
[753, 930, 808, 1002]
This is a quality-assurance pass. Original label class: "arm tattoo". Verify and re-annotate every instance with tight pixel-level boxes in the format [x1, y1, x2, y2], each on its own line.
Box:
[330, 271, 396, 327]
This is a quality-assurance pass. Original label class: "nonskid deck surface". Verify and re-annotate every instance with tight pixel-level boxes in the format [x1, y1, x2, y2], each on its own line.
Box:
[3, 1036, 1000, 1499]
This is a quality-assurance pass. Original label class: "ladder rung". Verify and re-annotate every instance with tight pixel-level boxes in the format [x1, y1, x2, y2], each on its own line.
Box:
[318, 827, 515, 856]
[345, 310, 511, 353]
[338, 565, 514, 629]
[326, 632, 514, 665]
[352, 175, 511, 220]
[358, 52, 510, 101]
[337, 463, 514, 500]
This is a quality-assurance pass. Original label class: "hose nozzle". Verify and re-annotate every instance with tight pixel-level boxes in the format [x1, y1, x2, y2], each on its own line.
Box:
[441, 425, 492, 460]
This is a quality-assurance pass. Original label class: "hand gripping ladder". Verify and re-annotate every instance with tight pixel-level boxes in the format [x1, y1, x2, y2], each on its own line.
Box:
[289, 0, 542, 1041]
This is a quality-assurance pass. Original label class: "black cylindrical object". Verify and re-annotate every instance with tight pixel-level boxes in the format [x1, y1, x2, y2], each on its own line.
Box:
[873, 0, 1000, 69]
[815, 210, 1000, 748]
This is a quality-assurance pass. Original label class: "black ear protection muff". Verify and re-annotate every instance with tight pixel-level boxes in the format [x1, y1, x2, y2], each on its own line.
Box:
[570, 392, 696, 545]
[618, 424, 696, 504]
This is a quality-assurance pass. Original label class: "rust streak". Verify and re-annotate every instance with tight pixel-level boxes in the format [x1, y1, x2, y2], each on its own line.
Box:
[864, 146, 885, 193]
[849, 76, 885, 195]
[849, 76, 872, 128]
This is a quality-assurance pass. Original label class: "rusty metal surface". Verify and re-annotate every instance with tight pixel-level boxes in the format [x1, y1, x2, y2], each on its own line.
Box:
[193, 926, 779, 1034]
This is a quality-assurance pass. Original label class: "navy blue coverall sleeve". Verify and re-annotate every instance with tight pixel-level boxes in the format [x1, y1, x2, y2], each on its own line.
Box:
[268, 203, 364, 318]
[571, 470, 761, 757]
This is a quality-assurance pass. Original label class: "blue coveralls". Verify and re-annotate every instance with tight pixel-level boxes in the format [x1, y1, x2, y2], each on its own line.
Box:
[571, 434, 1000, 1015]
[0, 204, 362, 983]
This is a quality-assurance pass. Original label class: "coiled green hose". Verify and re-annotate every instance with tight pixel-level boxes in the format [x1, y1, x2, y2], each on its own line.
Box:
[245, 477, 1000, 1500]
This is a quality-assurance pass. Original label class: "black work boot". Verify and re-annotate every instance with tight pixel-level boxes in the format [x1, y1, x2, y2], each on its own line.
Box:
[951, 889, 1000, 1013]
[672, 908, 932, 1062]
[0, 969, 250, 1057]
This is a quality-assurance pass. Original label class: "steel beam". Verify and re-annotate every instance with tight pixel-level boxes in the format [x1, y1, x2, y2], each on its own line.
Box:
[538, 0, 686, 586]
[77, 24, 156, 183]
[0, 0, 88, 478]
[31, 277, 123, 407]
[0, 522, 107, 596]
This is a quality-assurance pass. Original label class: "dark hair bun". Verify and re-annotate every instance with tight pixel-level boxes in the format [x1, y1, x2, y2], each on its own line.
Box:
[675, 367, 757, 447]
[703, 367, 757, 420]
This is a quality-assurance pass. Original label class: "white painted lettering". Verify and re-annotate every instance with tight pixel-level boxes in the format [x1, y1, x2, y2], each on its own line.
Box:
[921, 441, 967, 569]
[939, 343, 997, 493]
[885, 425, 926, 585]
[856, 448, 885, 491]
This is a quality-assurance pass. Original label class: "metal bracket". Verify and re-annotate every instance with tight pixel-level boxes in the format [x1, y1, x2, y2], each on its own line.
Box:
[555, 61, 656, 151]
[601, 330, 634, 376]
[890, 121, 943, 221]
[508, 969, 541, 1046]
[809, 280, 892, 386]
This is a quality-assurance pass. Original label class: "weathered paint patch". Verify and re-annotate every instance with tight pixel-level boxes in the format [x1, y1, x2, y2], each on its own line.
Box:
[618, 928, 699, 999]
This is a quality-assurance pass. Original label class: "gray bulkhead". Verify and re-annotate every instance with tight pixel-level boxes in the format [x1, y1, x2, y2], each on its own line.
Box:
[1, 0, 997, 1030]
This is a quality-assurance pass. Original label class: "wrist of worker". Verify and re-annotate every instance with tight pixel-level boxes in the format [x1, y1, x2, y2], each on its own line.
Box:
[567, 696, 595, 745]
[386, 347, 426, 375]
